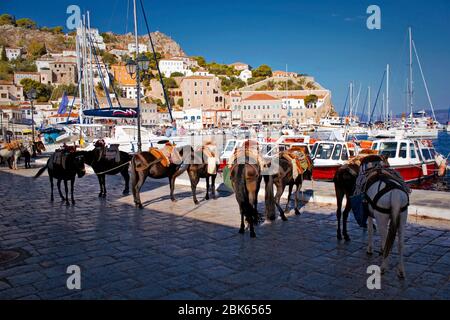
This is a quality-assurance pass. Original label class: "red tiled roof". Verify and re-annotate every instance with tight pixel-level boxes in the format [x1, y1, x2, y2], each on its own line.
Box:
[49, 113, 78, 118]
[243, 93, 278, 101]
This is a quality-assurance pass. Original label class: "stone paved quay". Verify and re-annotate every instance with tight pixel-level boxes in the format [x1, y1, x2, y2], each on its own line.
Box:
[0, 165, 449, 300]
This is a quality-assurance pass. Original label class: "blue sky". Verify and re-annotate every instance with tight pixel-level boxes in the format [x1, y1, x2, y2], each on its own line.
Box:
[2, 0, 450, 117]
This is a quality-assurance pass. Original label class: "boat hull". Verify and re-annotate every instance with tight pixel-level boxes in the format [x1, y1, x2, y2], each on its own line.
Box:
[312, 165, 341, 181]
[391, 162, 437, 183]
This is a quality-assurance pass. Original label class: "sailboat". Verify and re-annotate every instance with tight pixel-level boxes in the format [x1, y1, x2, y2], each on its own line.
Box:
[369, 28, 439, 139]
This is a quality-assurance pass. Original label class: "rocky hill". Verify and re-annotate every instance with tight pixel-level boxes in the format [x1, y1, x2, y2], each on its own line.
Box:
[0, 24, 185, 57]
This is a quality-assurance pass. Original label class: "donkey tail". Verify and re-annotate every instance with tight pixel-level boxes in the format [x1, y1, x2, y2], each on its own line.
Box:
[34, 164, 48, 179]
[235, 165, 255, 222]
[383, 192, 402, 259]
[264, 174, 276, 221]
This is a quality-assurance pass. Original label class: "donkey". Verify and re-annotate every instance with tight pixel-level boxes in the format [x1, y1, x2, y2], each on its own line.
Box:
[186, 142, 219, 204]
[333, 151, 385, 241]
[269, 148, 313, 220]
[360, 157, 410, 278]
[130, 145, 190, 209]
[80, 141, 132, 197]
[34, 150, 86, 205]
[230, 140, 275, 238]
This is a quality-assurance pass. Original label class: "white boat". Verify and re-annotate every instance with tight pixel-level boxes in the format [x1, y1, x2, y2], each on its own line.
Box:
[368, 127, 438, 139]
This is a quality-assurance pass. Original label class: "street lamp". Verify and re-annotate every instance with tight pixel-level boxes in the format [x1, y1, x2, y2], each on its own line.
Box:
[125, 54, 150, 152]
[26, 88, 37, 157]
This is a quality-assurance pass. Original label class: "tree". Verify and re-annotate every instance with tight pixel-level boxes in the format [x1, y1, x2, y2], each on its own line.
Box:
[170, 72, 184, 77]
[20, 78, 53, 102]
[192, 56, 206, 68]
[304, 94, 318, 107]
[16, 18, 37, 29]
[306, 81, 316, 90]
[220, 76, 245, 92]
[1, 46, 7, 62]
[0, 61, 13, 80]
[27, 41, 46, 58]
[51, 26, 64, 34]
[0, 14, 15, 26]
[50, 84, 78, 100]
[163, 77, 178, 89]
[252, 64, 272, 78]
[177, 98, 183, 107]
[100, 51, 117, 65]
[206, 62, 235, 76]
[247, 76, 265, 85]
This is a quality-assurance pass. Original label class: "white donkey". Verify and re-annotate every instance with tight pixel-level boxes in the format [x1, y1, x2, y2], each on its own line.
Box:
[365, 175, 410, 278]
[0, 141, 24, 170]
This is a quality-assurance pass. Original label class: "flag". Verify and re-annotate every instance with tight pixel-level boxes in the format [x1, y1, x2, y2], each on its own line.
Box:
[57, 92, 68, 115]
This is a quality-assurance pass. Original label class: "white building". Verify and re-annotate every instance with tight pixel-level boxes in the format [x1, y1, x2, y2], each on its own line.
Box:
[127, 43, 148, 54]
[5, 47, 21, 61]
[35, 56, 55, 72]
[281, 95, 325, 110]
[159, 58, 193, 77]
[181, 108, 203, 130]
[193, 70, 213, 77]
[63, 50, 77, 57]
[122, 85, 145, 100]
[229, 62, 250, 71]
[77, 27, 106, 51]
[109, 48, 129, 59]
[239, 69, 252, 82]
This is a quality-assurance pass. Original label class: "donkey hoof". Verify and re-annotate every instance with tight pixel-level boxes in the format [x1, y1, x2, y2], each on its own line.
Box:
[205, 195, 210, 200]
[136, 203, 143, 209]
[337, 234, 343, 241]
[72, 200, 76, 205]
[171, 198, 177, 202]
[98, 193, 103, 198]
[250, 232, 256, 238]
[238, 228, 245, 234]
[102, 194, 107, 198]
[281, 216, 288, 222]
[122, 190, 129, 195]
[397, 269, 406, 279]
[295, 209, 301, 216]
[344, 235, 351, 242]
[194, 200, 199, 205]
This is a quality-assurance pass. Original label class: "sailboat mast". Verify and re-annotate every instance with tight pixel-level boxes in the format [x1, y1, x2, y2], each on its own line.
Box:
[133, 0, 142, 152]
[409, 27, 414, 127]
[87, 11, 94, 111]
[386, 64, 390, 124]
[368, 86, 371, 124]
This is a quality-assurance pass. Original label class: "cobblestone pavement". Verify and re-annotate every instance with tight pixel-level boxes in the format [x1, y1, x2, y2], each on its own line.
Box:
[0, 166, 449, 300]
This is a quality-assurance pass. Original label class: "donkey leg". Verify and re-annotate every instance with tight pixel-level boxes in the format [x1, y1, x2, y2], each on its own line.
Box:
[97, 175, 103, 197]
[169, 176, 177, 202]
[70, 178, 75, 204]
[63, 180, 70, 206]
[211, 174, 217, 199]
[335, 189, 343, 241]
[239, 208, 245, 234]
[342, 196, 352, 241]
[121, 169, 130, 195]
[275, 183, 287, 221]
[49, 175, 54, 202]
[367, 215, 374, 255]
[190, 174, 200, 205]
[57, 179, 65, 201]
[249, 220, 256, 238]
[205, 176, 210, 200]
[294, 183, 301, 216]
[375, 213, 390, 274]
[397, 210, 408, 278]
[285, 183, 293, 214]
[133, 173, 146, 209]
[101, 175, 107, 198]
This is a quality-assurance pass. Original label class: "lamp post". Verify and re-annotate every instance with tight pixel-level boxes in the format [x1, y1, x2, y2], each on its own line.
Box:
[26, 88, 37, 157]
[125, 54, 150, 152]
